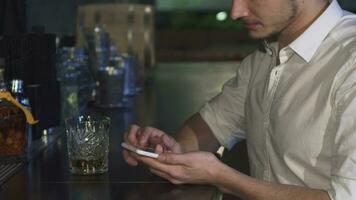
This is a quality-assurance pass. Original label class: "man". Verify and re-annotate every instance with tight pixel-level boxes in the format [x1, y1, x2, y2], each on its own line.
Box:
[123, 0, 356, 199]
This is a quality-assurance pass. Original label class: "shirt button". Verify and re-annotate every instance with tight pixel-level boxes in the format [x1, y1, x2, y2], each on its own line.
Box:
[263, 121, 269, 127]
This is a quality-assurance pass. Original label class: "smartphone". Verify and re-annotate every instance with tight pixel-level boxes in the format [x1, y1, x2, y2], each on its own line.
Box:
[121, 142, 159, 159]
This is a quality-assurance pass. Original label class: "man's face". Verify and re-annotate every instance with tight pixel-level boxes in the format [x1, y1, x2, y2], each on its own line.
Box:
[231, 0, 299, 39]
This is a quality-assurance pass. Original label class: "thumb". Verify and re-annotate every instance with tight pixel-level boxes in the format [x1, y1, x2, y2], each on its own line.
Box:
[162, 135, 182, 153]
[155, 144, 164, 154]
[158, 153, 186, 165]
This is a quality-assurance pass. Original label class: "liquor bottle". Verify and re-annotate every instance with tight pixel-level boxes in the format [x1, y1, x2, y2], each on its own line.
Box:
[10, 79, 33, 151]
[0, 69, 37, 158]
[10, 79, 31, 109]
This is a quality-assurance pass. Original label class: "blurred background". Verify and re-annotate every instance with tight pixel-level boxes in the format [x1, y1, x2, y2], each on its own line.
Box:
[2, 0, 355, 62]
[0, 0, 355, 192]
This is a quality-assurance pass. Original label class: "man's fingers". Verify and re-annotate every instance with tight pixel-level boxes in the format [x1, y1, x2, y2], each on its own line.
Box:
[137, 153, 189, 182]
[138, 127, 154, 146]
[137, 154, 176, 174]
[123, 130, 139, 166]
[162, 134, 175, 147]
[162, 135, 182, 153]
[158, 153, 187, 165]
[149, 168, 183, 185]
[149, 168, 171, 179]
[127, 124, 141, 145]
[139, 127, 165, 147]
[122, 150, 138, 166]
[155, 144, 164, 154]
[127, 125, 180, 154]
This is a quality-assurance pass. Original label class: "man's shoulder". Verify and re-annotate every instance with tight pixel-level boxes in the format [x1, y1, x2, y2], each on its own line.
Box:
[241, 42, 273, 63]
[237, 47, 268, 70]
[329, 11, 356, 50]
[322, 13, 356, 63]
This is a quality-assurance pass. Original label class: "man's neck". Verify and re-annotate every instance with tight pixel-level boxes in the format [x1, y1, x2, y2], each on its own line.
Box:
[278, 0, 330, 49]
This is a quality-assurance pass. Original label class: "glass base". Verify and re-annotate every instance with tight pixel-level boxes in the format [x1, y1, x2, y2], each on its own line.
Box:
[69, 158, 108, 175]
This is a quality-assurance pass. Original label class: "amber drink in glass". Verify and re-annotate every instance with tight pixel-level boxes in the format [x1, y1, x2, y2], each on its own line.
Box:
[65, 115, 110, 175]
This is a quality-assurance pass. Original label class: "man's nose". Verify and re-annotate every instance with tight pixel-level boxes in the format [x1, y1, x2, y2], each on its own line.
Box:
[230, 0, 249, 20]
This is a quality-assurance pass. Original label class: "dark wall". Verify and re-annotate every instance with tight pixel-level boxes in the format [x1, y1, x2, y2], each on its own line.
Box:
[27, 0, 77, 35]
[339, 0, 356, 10]
[25, 0, 356, 36]
[0, 0, 26, 35]
[1, 0, 355, 36]
[26, 0, 154, 36]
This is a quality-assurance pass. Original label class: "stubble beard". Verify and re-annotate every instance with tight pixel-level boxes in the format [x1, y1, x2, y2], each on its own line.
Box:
[249, 0, 299, 42]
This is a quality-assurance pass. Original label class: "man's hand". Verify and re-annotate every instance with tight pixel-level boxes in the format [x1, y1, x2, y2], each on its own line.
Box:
[122, 124, 183, 166]
[135, 151, 221, 185]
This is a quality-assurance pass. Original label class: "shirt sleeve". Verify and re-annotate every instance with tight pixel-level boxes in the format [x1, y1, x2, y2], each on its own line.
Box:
[199, 56, 252, 150]
[328, 61, 356, 200]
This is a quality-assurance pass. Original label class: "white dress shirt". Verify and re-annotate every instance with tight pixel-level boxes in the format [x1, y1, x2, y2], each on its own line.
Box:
[200, 1, 356, 199]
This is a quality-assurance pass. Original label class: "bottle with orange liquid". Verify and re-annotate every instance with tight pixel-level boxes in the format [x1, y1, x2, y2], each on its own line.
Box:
[0, 69, 37, 159]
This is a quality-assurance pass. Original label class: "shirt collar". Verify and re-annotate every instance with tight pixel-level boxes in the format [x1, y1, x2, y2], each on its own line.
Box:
[289, 0, 343, 62]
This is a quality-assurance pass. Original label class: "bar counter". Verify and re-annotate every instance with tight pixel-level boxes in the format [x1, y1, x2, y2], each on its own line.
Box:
[0, 62, 244, 200]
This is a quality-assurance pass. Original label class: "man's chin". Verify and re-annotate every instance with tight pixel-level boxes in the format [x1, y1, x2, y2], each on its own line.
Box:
[248, 31, 268, 40]
[248, 30, 275, 40]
